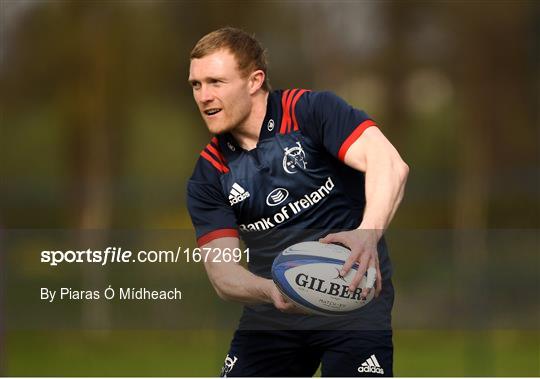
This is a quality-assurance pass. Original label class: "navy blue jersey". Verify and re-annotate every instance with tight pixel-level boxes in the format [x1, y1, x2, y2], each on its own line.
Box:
[187, 89, 393, 329]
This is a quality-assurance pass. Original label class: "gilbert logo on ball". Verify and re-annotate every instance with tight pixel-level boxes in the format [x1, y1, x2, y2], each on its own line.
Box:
[271, 241, 374, 316]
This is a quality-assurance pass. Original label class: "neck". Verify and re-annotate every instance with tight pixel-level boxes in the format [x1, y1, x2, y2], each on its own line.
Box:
[231, 91, 269, 150]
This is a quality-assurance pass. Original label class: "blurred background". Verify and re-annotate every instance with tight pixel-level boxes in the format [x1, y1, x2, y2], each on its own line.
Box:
[1, 0, 539, 376]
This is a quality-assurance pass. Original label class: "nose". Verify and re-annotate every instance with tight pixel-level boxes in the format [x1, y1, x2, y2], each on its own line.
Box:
[198, 84, 214, 104]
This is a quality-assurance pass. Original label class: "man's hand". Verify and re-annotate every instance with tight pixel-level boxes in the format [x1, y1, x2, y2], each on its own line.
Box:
[263, 279, 308, 314]
[319, 229, 382, 298]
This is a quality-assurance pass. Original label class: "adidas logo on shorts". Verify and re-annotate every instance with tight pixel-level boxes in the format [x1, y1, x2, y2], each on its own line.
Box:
[357, 354, 384, 375]
[229, 183, 250, 205]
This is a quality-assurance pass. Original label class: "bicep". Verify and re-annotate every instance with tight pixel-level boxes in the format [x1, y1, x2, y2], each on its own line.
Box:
[343, 127, 404, 172]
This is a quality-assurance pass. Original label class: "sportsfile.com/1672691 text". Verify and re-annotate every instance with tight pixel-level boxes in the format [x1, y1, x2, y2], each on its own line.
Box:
[40, 247, 250, 267]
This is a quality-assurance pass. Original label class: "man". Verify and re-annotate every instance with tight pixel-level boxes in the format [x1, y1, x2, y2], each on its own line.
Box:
[187, 27, 408, 377]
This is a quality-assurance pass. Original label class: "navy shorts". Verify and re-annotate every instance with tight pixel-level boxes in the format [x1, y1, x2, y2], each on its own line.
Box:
[219, 329, 393, 377]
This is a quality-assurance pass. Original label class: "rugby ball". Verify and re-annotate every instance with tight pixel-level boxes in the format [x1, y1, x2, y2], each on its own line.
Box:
[271, 241, 374, 316]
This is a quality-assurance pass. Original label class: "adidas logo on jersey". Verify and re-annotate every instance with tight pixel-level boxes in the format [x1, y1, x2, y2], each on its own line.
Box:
[357, 354, 384, 375]
[229, 183, 250, 205]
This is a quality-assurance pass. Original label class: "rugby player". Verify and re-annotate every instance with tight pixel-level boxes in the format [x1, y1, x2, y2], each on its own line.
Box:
[186, 27, 408, 377]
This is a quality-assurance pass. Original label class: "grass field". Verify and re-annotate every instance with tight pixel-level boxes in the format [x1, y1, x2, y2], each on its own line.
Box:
[5, 329, 539, 376]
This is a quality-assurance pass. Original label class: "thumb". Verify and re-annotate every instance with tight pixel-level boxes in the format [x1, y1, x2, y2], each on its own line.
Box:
[319, 233, 337, 244]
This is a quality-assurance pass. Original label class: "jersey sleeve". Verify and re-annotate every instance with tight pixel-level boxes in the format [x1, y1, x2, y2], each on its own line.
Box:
[303, 91, 377, 161]
[186, 158, 238, 247]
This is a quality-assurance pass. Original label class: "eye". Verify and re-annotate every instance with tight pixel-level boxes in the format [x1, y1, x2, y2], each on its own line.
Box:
[210, 79, 222, 86]
[190, 81, 201, 90]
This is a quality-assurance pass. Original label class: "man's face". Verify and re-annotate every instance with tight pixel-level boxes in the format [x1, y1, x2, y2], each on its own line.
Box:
[189, 49, 252, 135]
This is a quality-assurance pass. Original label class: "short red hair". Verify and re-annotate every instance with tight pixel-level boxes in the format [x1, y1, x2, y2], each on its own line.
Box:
[190, 27, 271, 92]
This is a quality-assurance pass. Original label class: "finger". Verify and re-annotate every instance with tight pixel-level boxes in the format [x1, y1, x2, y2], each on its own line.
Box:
[319, 233, 338, 244]
[361, 261, 376, 298]
[349, 254, 369, 291]
[277, 297, 305, 314]
[340, 243, 361, 277]
[365, 266, 377, 289]
[373, 253, 381, 297]
[365, 266, 376, 294]
[341, 247, 363, 277]
[274, 292, 307, 314]
[277, 299, 296, 312]
[273, 296, 287, 310]
[341, 254, 356, 277]
[271, 289, 290, 310]
[362, 255, 377, 299]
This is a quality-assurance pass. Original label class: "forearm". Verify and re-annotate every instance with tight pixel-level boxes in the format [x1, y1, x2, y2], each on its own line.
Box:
[342, 128, 409, 237]
[202, 237, 272, 304]
[359, 156, 408, 236]
[206, 261, 272, 304]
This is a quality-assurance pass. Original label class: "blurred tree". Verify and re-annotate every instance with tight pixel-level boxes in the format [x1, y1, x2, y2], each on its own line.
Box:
[381, 1, 411, 143]
[61, 2, 114, 330]
[448, 1, 537, 374]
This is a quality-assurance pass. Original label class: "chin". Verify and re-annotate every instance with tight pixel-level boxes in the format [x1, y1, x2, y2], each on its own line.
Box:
[206, 122, 233, 135]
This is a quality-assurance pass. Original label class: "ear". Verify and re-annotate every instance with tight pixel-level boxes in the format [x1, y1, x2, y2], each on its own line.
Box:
[248, 70, 265, 95]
